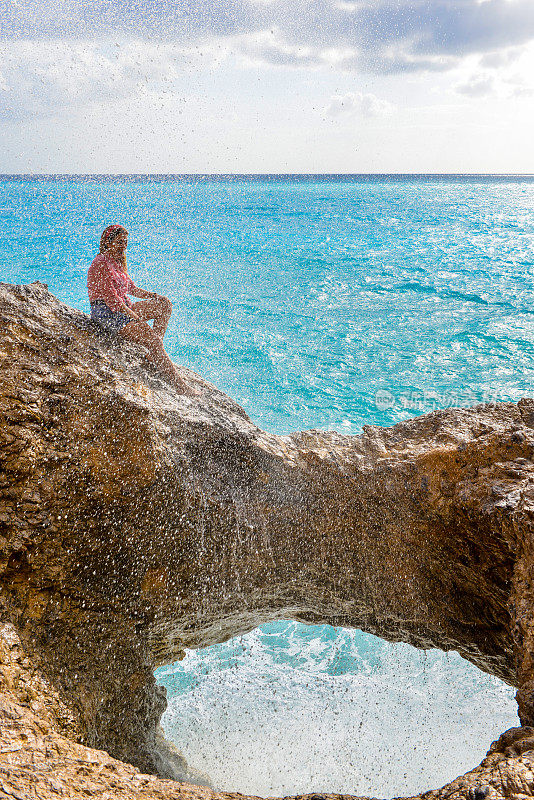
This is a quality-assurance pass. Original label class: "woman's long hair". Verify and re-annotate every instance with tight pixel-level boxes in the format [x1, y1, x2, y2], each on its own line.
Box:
[100, 225, 128, 275]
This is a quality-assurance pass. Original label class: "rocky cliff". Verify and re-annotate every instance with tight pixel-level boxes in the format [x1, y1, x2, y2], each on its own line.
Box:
[1, 281, 534, 800]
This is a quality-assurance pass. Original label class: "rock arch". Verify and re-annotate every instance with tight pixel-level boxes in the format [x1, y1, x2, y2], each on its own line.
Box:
[1, 282, 534, 792]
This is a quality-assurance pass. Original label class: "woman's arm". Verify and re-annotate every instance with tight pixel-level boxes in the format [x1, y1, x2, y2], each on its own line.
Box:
[118, 301, 140, 319]
[127, 279, 159, 300]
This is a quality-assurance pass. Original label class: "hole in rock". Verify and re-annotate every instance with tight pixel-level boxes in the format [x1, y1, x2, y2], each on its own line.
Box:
[155, 622, 518, 798]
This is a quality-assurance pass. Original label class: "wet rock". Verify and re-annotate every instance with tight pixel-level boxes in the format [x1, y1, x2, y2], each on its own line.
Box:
[467, 786, 490, 800]
[1, 282, 534, 799]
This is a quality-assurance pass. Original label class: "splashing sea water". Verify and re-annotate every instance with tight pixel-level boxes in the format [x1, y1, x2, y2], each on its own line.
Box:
[156, 624, 516, 797]
[1, 174, 530, 796]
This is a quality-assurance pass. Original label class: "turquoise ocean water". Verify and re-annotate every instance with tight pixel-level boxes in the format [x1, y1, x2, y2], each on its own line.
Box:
[1, 174, 533, 796]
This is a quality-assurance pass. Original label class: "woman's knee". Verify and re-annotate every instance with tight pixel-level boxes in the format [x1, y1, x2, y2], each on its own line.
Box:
[158, 296, 172, 315]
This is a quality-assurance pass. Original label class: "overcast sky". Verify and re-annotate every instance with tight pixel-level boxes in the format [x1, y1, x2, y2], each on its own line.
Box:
[1, 0, 533, 173]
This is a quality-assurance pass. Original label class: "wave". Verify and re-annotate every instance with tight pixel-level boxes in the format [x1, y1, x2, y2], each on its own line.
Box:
[361, 280, 525, 309]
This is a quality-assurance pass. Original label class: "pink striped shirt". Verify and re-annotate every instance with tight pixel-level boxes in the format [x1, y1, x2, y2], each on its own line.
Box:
[87, 253, 138, 312]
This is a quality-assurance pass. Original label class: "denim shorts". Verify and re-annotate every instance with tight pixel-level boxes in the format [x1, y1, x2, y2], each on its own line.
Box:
[90, 300, 132, 332]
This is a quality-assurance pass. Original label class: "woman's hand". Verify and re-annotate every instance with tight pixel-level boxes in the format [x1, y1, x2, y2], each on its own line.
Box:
[120, 303, 140, 321]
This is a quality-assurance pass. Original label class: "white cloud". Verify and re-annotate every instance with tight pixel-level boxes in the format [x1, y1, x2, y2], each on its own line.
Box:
[229, 28, 455, 74]
[453, 42, 534, 98]
[455, 74, 496, 96]
[234, 29, 321, 68]
[504, 72, 534, 97]
[479, 46, 522, 68]
[3, 0, 534, 76]
[326, 90, 394, 117]
[0, 40, 192, 121]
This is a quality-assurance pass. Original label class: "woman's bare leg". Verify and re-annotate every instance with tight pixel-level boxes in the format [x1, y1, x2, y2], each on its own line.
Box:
[130, 297, 172, 339]
[119, 320, 190, 393]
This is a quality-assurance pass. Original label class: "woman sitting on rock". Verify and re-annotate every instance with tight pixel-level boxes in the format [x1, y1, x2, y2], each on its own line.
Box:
[88, 224, 191, 394]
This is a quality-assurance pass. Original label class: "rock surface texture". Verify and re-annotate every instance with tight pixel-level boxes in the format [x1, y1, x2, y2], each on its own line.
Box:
[1, 281, 534, 800]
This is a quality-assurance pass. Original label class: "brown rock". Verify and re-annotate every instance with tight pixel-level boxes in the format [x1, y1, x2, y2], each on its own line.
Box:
[1, 281, 534, 799]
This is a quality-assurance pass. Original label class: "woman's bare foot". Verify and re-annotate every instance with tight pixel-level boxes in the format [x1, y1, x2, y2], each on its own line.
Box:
[171, 374, 201, 397]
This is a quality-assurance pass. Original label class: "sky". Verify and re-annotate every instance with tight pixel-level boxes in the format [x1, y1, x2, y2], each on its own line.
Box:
[0, 0, 534, 173]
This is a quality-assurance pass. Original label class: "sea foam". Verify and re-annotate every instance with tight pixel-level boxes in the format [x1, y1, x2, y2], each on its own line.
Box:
[156, 622, 517, 797]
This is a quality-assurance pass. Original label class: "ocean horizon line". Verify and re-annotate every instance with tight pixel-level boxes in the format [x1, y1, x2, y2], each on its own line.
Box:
[1, 172, 534, 182]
